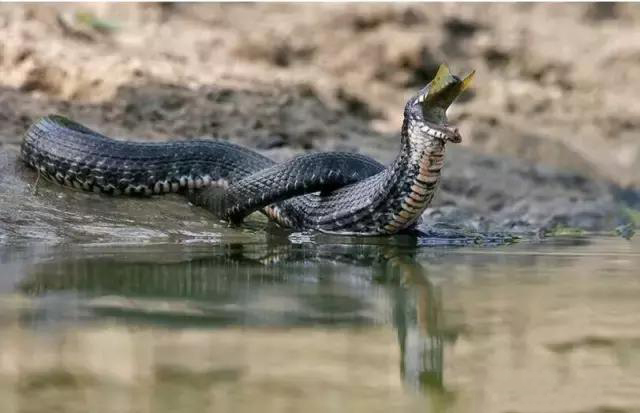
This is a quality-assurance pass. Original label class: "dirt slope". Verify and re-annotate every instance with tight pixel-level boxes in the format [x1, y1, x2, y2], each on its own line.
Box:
[0, 3, 637, 242]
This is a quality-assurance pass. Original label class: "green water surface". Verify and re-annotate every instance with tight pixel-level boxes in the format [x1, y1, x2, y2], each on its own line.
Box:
[1, 235, 639, 413]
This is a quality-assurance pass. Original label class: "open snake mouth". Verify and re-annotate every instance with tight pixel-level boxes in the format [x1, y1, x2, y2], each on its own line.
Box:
[418, 64, 474, 144]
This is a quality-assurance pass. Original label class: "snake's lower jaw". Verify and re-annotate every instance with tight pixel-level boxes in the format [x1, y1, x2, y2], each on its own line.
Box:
[437, 124, 461, 143]
[446, 127, 462, 143]
[421, 122, 462, 144]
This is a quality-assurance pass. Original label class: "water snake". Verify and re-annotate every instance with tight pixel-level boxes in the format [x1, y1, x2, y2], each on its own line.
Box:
[21, 64, 474, 235]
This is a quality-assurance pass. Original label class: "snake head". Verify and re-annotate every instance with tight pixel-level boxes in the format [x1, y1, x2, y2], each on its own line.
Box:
[406, 64, 475, 143]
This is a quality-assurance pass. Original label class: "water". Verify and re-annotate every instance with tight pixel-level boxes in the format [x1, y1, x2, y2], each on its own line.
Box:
[1, 235, 639, 413]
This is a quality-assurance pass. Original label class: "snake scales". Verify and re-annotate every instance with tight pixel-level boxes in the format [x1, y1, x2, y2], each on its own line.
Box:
[20, 65, 473, 235]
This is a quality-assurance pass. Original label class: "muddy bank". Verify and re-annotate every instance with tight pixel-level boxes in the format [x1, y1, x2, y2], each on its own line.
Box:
[0, 3, 637, 244]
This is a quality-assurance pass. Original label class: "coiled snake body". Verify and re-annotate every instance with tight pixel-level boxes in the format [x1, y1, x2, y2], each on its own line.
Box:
[21, 66, 473, 235]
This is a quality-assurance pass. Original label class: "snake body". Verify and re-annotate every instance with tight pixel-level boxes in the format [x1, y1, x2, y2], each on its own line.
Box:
[21, 73, 466, 235]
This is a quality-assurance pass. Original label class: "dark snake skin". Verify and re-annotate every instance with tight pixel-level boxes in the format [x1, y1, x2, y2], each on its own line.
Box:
[191, 152, 385, 225]
[21, 82, 462, 235]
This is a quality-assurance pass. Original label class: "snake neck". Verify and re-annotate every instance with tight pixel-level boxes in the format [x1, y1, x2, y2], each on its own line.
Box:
[307, 119, 451, 235]
[375, 121, 447, 234]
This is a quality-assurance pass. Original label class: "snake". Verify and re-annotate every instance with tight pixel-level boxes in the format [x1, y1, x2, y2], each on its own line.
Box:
[20, 64, 474, 235]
